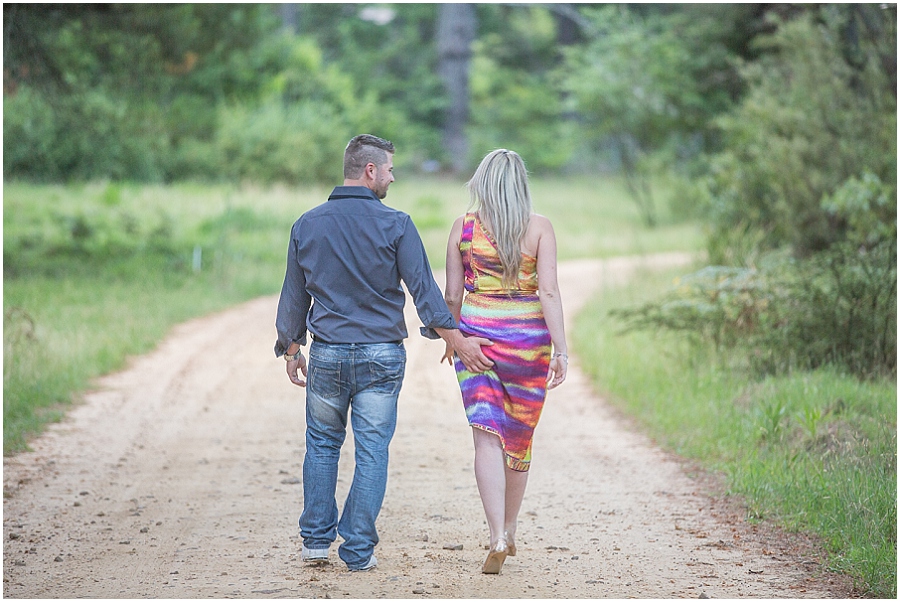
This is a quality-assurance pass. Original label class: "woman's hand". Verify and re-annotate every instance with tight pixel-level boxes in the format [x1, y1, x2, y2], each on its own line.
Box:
[547, 353, 567, 389]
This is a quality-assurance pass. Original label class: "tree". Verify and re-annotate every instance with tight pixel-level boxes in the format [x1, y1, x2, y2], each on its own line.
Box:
[436, 3, 477, 173]
[704, 6, 897, 259]
[557, 4, 777, 226]
[468, 4, 575, 171]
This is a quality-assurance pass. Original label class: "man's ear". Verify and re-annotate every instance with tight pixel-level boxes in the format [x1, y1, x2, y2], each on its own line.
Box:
[364, 162, 377, 180]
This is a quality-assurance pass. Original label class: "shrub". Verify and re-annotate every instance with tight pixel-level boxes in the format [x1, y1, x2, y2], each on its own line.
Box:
[3, 89, 171, 182]
[614, 240, 897, 378]
[217, 101, 349, 185]
[703, 10, 896, 258]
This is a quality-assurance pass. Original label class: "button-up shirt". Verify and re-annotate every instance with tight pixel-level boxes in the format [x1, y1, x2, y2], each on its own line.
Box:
[274, 186, 454, 355]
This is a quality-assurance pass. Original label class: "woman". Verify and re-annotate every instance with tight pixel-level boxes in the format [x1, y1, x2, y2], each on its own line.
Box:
[442, 149, 568, 574]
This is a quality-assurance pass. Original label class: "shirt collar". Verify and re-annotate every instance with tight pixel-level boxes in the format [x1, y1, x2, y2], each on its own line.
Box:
[328, 186, 381, 203]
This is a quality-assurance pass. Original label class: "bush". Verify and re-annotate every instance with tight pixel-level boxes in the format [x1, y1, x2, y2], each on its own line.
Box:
[216, 102, 348, 185]
[770, 240, 897, 377]
[703, 10, 896, 258]
[3, 88, 62, 180]
[4, 88, 171, 182]
[614, 239, 897, 378]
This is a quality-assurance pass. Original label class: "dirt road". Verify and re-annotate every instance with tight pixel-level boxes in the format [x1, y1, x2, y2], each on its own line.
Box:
[4, 254, 848, 598]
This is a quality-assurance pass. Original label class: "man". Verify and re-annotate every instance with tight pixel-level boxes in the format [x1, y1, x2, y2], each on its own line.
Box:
[274, 134, 492, 572]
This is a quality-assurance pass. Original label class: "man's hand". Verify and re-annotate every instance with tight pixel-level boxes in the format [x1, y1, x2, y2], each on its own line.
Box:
[434, 328, 494, 373]
[286, 353, 308, 387]
[440, 342, 455, 366]
[453, 334, 494, 373]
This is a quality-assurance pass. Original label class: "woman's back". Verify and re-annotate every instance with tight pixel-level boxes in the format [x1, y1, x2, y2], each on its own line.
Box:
[461, 213, 539, 295]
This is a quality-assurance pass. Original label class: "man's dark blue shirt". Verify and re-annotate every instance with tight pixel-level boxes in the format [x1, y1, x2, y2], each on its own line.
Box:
[274, 186, 454, 355]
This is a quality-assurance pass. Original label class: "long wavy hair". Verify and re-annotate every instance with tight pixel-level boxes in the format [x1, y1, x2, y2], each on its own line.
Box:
[467, 149, 533, 288]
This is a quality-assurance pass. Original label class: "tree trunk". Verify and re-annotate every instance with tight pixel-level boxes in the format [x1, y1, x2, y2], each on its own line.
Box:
[436, 3, 476, 174]
[551, 4, 582, 45]
[616, 135, 657, 228]
[280, 3, 299, 34]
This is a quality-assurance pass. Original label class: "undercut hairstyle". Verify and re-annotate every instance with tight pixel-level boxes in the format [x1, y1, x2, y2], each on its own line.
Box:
[343, 134, 395, 179]
[467, 149, 533, 288]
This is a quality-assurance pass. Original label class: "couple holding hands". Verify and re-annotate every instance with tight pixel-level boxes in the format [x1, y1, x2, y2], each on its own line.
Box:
[274, 134, 567, 575]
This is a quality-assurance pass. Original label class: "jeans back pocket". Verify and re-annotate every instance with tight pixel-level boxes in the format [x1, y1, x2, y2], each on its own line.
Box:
[365, 351, 406, 396]
[309, 362, 343, 399]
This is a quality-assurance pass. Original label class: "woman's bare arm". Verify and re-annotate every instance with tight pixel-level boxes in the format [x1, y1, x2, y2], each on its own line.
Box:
[533, 215, 568, 389]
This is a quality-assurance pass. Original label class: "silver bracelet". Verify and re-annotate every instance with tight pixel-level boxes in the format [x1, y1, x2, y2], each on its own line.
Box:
[552, 352, 568, 361]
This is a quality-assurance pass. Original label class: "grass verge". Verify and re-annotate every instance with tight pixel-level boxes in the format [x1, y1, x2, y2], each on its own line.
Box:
[573, 266, 897, 597]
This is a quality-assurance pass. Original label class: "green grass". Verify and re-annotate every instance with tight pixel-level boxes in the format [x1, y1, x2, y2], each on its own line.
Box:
[3, 177, 703, 454]
[573, 266, 897, 598]
[387, 175, 704, 263]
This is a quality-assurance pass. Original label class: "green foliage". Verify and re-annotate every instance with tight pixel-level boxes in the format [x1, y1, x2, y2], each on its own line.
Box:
[561, 6, 705, 148]
[468, 51, 575, 172]
[575, 268, 896, 597]
[466, 5, 575, 172]
[3, 88, 171, 182]
[211, 32, 418, 184]
[617, 7, 898, 381]
[557, 4, 759, 225]
[3, 5, 280, 182]
[558, 6, 696, 225]
[216, 101, 346, 185]
[3, 88, 61, 179]
[299, 4, 446, 165]
[611, 266, 770, 351]
[703, 9, 897, 258]
[614, 240, 897, 378]
[821, 171, 896, 248]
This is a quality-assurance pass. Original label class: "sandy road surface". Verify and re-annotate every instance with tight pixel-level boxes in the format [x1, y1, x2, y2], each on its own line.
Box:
[4, 254, 849, 599]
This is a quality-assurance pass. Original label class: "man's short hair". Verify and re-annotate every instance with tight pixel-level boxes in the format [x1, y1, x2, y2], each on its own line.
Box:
[344, 134, 395, 179]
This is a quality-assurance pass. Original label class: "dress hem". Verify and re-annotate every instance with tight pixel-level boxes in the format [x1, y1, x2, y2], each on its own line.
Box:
[468, 423, 531, 472]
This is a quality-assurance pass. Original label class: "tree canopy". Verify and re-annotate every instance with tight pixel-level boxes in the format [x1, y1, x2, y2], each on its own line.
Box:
[4, 3, 896, 261]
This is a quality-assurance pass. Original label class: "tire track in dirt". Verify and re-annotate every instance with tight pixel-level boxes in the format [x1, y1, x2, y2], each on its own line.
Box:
[3, 253, 848, 598]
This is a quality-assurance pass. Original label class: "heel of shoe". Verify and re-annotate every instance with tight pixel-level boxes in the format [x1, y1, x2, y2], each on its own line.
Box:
[482, 539, 508, 574]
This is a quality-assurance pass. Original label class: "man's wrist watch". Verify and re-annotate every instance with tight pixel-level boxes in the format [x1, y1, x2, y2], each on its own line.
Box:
[284, 348, 303, 361]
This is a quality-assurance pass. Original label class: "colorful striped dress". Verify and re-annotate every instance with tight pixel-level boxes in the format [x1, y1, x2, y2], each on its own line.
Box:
[454, 212, 551, 472]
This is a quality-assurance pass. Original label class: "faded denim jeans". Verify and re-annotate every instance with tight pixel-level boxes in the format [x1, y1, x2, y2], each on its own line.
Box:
[299, 340, 406, 570]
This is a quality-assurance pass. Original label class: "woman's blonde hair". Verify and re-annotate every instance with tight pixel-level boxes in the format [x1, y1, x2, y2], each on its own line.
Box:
[467, 149, 533, 288]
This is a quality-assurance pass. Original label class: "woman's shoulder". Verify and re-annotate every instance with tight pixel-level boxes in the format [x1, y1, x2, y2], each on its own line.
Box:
[448, 214, 467, 241]
[528, 213, 555, 232]
[452, 214, 467, 226]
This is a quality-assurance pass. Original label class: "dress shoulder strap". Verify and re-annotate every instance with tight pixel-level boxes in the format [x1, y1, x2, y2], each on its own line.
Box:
[460, 212, 476, 245]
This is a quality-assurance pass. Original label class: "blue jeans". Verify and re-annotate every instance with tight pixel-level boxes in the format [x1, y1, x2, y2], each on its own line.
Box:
[299, 341, 406, 569]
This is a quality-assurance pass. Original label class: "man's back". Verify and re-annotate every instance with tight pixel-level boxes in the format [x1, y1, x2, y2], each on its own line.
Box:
[295, 186, 412, 344]
[275, 185, 452, 350]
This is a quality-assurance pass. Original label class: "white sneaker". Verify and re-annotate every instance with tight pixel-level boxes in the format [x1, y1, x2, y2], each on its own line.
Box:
[350, 555, 377, 572]
[301, 543, 329, 562]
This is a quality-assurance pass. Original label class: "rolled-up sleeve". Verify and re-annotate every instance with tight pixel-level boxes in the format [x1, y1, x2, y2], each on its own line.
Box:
[274, 222, 312, 356]
[395, 216, 456, 339]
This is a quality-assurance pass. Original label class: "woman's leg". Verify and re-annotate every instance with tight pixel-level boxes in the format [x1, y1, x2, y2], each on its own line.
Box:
[503, 466, 528, 547]
[472, 428, 507, 546]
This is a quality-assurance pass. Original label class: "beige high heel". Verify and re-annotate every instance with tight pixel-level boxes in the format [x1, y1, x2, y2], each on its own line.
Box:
[482, 538, 508, 574]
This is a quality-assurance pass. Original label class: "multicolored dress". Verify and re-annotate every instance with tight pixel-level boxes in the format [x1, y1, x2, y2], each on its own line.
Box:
[454, 212, 551, 472]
